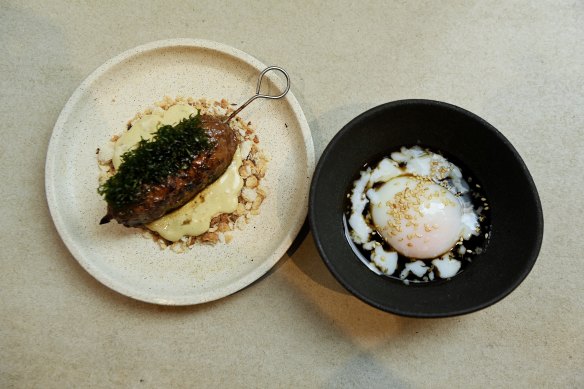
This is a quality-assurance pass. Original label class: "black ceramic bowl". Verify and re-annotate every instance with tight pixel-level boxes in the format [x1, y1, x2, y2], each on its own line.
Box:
[309, 99, 543, 318]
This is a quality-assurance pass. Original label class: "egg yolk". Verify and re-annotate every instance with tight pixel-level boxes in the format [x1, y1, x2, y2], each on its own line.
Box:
[369, 176, 463, 259]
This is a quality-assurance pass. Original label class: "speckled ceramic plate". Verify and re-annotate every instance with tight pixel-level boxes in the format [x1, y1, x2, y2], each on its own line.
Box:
[45, 39, 314, 305]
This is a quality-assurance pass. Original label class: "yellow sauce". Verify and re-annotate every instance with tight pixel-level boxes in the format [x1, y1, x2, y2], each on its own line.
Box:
[159, 104, 198, 126]
[112, 104, 242, 242]
[147, 148, 243, 241]
[112, 104, 197, 169]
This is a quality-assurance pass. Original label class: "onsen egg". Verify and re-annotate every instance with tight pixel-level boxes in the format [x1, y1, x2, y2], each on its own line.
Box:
[368, 176, 463, 259]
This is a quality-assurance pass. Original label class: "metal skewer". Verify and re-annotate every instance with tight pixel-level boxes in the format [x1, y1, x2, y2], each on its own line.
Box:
[224, 66, 290, 123]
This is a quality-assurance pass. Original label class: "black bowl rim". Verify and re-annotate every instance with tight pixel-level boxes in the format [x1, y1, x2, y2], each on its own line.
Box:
[309, 99, 544, 318]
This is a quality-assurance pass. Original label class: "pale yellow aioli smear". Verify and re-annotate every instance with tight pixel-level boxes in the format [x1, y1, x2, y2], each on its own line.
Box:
[112, 104, 243, 242]
[147, 148, 243, 241]
[112, 104, 198, 169]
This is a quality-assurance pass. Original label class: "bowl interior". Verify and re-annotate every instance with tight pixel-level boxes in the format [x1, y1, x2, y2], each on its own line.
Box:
[309, 100, 543, 317]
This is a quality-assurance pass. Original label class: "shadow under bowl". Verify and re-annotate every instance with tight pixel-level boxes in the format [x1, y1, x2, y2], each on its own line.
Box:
[309, 99, 543, 318]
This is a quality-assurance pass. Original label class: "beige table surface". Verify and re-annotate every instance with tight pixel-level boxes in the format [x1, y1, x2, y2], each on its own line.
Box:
[1, 1, 583, 388]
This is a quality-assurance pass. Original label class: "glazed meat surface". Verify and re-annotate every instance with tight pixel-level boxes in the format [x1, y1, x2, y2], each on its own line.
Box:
[101, 115, 238, 227]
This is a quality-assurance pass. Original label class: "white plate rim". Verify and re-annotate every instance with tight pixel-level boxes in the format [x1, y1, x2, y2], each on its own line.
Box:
[45, 38, 315, 305]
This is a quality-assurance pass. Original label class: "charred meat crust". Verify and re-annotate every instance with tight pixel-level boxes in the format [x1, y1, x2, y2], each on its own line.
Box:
[101, 115, 238, 227]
